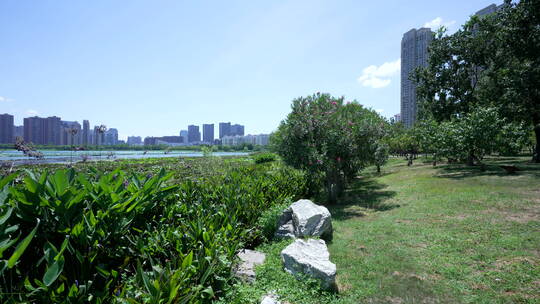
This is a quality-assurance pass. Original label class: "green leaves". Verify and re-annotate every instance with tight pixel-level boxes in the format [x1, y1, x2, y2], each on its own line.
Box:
[7, 219, 39, 269]
[43, 256, 65, 286]
[273, 93, 385, 202]
[0, 158, 306, 303]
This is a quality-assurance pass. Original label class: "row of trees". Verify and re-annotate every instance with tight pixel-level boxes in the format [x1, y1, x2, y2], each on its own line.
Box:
[414, 0, 539, 163]
[385, 108, 532, 166]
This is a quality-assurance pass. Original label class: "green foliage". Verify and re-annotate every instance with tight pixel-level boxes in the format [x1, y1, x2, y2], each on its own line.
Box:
[252, 152, 277, 164]
[0, 157, 306, 303]
[415, 0, 540, 161]
[414, 108, 529, 164]
[271, 93, 386, 203]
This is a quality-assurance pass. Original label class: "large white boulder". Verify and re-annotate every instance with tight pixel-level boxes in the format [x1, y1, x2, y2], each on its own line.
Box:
[281, 239, 337, 291]
[275, 199, 332, 240]
[234, 249, 266, 283]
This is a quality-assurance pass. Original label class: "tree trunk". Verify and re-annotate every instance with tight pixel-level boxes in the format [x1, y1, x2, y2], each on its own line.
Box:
[533, 114, 540, 163]
[326, 168, 343, 204]
[467, 151, 475, 166]
[376, 165, 381, 173]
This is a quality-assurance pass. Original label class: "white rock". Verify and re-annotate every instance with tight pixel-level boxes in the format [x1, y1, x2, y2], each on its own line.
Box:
[275, 199, 332, 240]
[234, 249, 266, 283]
[281, 239, 337, 290]
[260, 294, 280, 304]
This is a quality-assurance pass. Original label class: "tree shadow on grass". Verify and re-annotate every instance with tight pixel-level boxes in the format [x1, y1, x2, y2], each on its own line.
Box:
[435, 159, 540, 179]
[329, 177, 397, 221]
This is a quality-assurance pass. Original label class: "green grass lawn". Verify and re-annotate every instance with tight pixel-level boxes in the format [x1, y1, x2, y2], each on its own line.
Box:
[224, 157, 540, 303]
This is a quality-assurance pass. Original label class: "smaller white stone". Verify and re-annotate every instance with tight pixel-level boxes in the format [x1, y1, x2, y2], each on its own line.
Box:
[235, 249, 266, 283]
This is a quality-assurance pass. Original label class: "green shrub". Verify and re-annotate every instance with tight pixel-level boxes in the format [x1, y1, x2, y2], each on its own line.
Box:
[252, 153, 277, 164]
[271, 93, 386, 203]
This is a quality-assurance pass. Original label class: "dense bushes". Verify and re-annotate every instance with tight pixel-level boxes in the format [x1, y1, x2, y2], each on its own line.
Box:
[0, 159, 306, 303]
[271, 93, 387, 203]
[252, 153, 277, 164]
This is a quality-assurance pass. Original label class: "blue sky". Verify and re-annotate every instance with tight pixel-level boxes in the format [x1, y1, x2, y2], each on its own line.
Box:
[0, 0, 497, 140]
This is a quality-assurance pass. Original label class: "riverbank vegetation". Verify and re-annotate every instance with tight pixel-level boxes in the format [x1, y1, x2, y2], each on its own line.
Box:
[0, 156, 306, 303]
[0, 143, 267, 152]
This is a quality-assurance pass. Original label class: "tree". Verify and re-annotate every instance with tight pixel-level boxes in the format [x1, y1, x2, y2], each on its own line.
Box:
[373, 142, 389, 173]
[416, 0, 540, 162]
[477, 0, 540, 161]
[271, 93, 385, 203]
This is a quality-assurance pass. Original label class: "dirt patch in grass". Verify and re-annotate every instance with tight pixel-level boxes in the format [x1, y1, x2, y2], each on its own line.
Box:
[481, 206, 540, 223]
[492, 256, 538, 271]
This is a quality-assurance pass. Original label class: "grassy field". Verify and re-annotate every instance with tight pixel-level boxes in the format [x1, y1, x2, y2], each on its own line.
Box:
[225, 157, 540, 303]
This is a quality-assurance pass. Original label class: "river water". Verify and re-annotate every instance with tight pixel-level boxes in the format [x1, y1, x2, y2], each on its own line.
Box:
[0, 149, 249, 165]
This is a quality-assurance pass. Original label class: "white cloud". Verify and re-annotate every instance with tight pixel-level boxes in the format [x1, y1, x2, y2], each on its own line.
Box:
[357, 59, 400, 89]
[0, 96, 15, 102]
[375, 109, 384, 113]
[26, 109, 38, 116]
[424, 17, 456, 29]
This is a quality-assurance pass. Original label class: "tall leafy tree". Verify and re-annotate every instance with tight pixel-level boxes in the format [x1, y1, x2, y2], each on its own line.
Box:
[416, 0, 540, 161]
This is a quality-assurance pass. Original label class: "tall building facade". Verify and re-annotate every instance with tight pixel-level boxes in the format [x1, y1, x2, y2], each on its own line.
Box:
[179, 130, 188, 143]
[400, 27, 433, 128]
[93, 126, 105, 146]
[127, 136, 142, 145]
[0, 114, 14, 144]
[45, 116, 62, 145]
[24, 116, 44, 144]
[13, 125, 23, 140]
[476, 3, 499, 16]
[82, 120, 90, 145]
[23, 116, 62, 145]
[187, 125, 201, 143]
[202, 124, 214, 143]
[231, 124, 245, 136]
[219, 122, 231, 139]
[104, 128, 119, 145]
[60, 121, 82, 146]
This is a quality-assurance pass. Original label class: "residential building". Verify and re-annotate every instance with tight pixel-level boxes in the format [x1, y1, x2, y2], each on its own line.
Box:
[231, 124, 245, 136]
[104, 128, 119, 145]
[179, 130, 188, 143]
[127, 136, 142, 146]
[145, 136, 184, 146]
[45, 116, 62, 145]
[93, 126, 105, 146]
[202, 124, 214, 144]
[24, 116, 44, 144]
[13, 125, 23, 140]
[400, 27, 434, 128]
[60, 121, 82, 146]
[23, 116, 62, 145]
[187, 125, 201, 143]
[222, 134, 270, 146]
[0, 114, 14, 144]
[476, 3, 499, 16]
[144, 137, 157, 146]
[82, 120, 90, 145]
[219, 122, 231, 139]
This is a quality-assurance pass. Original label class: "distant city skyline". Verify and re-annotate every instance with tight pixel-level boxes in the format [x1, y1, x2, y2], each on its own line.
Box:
[1, 111, 252, 145]
[1, 1, 499, 139]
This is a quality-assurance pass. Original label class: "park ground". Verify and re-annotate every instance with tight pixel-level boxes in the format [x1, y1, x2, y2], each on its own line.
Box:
[223, 156, 540, 304]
